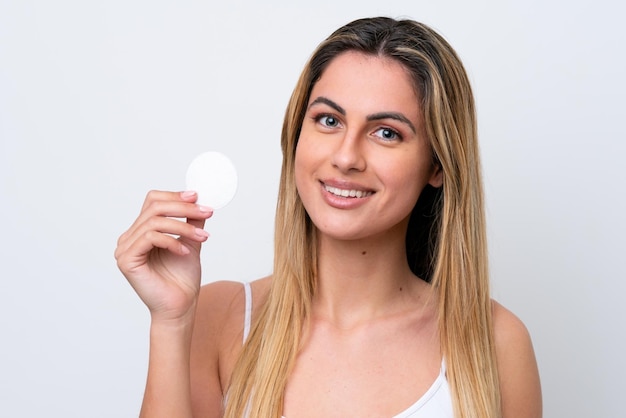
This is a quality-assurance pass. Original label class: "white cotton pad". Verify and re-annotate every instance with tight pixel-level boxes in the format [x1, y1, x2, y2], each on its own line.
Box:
[185, 151, 238, 209]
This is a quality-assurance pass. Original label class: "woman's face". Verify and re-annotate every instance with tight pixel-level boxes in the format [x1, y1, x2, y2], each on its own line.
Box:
[294, 51, 442, 242]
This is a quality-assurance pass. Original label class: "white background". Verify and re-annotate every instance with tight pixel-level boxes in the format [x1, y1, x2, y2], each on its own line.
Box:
[1, 0, 624, 416]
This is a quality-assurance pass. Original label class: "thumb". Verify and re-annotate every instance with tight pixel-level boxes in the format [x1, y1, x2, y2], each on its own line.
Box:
[182, 215, 210, 252]
[187, 216, 207, 230]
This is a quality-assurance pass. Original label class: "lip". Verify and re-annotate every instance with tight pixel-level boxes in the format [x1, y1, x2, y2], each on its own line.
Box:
[319, 179, 375, 209]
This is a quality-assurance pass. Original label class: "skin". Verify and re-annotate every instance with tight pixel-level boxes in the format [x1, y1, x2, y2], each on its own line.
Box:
[285, 52, 444, 417]
[115, 52, 541, 418]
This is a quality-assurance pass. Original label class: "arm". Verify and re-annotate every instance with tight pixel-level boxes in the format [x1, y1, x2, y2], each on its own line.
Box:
[142, 281, 244, 418]
[189, 278, 271, 417]
[115, 190, 213, 417]
[493, 301, 543, 418]
[141, 313, 197, 417]
[190, 281, 247, 417]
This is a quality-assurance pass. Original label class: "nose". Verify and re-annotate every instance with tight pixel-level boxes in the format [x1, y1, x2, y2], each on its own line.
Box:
[331, 131, 366, 173]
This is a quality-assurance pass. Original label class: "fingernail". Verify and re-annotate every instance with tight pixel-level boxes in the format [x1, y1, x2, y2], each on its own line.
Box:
[197, 205, 212, 213]
[195, 228, 209, 238]
[181, 191, 196, 199]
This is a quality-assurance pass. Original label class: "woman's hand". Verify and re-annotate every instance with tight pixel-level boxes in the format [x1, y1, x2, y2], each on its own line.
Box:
[115, 190, 213, 322]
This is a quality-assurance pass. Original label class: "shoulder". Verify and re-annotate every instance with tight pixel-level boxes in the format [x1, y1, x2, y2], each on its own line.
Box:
[197, 280, 247, 319]
[189, 278, 271, 415]
[492, 300, 533, 355]
[198, 276, 272, 302]
[193, 280, 246, 348]
[189, 281, 245, 414]
[194, 277, 272, 347]
[492, 300, 543, 418]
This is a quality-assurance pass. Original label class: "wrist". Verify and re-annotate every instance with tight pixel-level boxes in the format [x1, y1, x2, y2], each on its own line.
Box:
[149, 303, 197, 336]
[150, 296, 198, 322]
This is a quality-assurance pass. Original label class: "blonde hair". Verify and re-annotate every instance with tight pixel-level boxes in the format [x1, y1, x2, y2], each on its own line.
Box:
[225, 17, 500, 418]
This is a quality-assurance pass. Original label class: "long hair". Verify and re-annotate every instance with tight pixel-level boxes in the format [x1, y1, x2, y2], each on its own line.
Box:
[224, 17, 500, 418]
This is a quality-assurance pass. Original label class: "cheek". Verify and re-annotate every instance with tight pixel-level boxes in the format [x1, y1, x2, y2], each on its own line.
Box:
[382, 156, 431, 202]
[294, 133, 319, 174]
[294, 138, 311, 196]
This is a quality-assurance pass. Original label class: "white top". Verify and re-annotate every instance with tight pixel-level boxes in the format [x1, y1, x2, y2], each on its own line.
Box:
[243, 280, 252, 342]
[241, 282, 454, 417]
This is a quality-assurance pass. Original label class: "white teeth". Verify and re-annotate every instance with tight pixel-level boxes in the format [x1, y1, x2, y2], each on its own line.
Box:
[324, 185, 372, 198]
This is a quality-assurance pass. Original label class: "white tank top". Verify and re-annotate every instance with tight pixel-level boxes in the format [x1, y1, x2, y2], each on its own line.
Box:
[241, 282, 454, 417]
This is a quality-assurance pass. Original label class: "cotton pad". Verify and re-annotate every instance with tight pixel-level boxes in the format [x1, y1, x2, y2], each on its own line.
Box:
[185, 151, 238, 209]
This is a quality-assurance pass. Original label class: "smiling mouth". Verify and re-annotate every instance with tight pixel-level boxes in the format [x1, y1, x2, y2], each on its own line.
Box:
[323, 184, 374, 198]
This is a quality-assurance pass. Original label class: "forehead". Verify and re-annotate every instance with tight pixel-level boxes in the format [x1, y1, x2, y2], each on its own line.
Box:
[310, 51, 420, 116]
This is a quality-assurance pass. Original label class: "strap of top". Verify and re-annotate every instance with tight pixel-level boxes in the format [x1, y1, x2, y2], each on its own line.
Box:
[243, 281, 252, 344]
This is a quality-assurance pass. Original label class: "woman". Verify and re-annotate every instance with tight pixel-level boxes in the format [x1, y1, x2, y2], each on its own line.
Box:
[115, 17, 542, 418]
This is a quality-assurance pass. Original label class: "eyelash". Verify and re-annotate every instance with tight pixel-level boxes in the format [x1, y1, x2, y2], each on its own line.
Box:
[313, 113, 341, 128]
[373, 127, 402, 142]
[311, 113, 403, 142]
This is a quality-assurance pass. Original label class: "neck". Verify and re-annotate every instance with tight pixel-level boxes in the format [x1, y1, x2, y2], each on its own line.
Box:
[313, 223, 428, 329]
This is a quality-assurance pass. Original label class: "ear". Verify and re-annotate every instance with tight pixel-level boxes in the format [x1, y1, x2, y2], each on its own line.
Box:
[428, 164, 443, 188]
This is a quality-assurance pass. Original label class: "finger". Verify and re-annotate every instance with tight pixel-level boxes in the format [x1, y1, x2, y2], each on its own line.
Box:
[117, 190, 212, 262]
[119, 215, 210, 257]
[182, 216, 210, 252]
[118, 199, 212, 260]
[141, 190, 195, 212]
[187, 216, 207, 230]
[117, 230, 190, 276]
[125, 199, 212, 241]
[143, 199, 212, 220]
[121, 191, 180, 240]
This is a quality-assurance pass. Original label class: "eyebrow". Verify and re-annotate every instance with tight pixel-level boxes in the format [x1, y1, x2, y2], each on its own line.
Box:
[367, 112, 416, 134]
[308, 96, 345, 115]
[308, 96, 416, 134]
